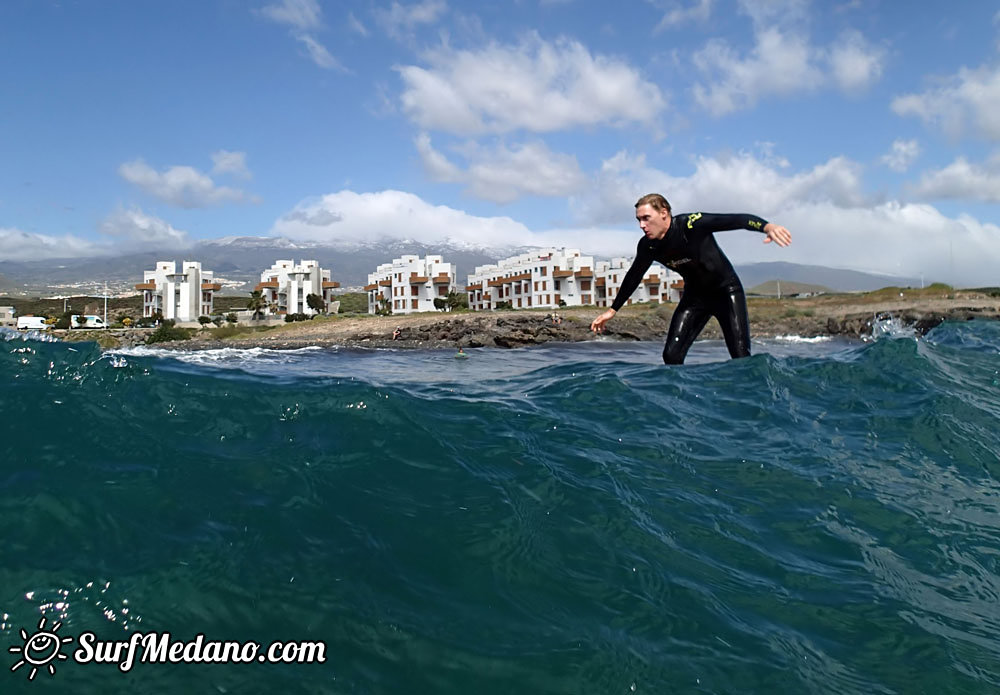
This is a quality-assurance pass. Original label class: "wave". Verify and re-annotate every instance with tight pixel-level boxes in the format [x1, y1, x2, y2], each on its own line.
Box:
[2, 321, 999, 693]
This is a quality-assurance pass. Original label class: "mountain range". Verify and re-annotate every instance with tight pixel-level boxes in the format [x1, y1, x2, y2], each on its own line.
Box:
[0, 237, 928, 296]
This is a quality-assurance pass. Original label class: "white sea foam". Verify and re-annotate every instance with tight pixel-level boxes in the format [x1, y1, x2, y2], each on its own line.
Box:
[0, 326, 59, 343]
[774, 335, 832, 344]
[110, 344, 325, 367]
[866, 313, 917, 341]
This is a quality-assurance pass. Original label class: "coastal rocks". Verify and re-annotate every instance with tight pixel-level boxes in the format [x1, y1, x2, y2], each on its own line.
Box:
[824, 307, 1000, 339]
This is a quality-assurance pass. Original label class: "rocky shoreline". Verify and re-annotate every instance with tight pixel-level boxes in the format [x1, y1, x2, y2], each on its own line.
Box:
[41, 290, 999, 352]
[108, 291, 1000, 352]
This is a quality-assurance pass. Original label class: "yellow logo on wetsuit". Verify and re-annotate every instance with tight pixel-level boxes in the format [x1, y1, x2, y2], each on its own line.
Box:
[686, 213, 702, 228]
[748, 219, 762, 230]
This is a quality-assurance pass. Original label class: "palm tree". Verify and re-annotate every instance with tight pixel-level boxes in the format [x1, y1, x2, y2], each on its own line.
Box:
[247, 290, 267, 320]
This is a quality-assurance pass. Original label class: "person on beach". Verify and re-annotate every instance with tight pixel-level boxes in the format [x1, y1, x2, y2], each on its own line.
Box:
[590, 193, 792, 364]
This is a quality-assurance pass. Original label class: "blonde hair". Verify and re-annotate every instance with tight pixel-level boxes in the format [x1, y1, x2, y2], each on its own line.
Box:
[635, 193, 671, 213]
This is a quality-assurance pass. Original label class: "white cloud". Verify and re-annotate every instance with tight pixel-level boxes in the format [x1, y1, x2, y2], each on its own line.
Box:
[258, 0, 322, 31]
[692, 29, 824, 115]
[691, 13, 885, 115]
[415, 134, 588, 203]
[654, 0, 714, 30]
[211, 150, 251, 178]
[579, 149, 871, 226]
[257, 0, 341, 70]
[99, 207, 191, 249]
[0, 227, 103, 261]
[572, 150, 1000, 286]
[881, 139, 920, 172]
[375, 0, 447, 40]
[295, 34, 343, 70]
[270, 190, 536, 247]
[269, 189, 645, 258]
[414, 133, 462, 181]
[892, 64, 1000, 141]
[347, 12, 369, 37]
[828, 30, 886, 92]
[397, 34, 665, 135]
[737, 0, 810, 28]
[0, 207, 190, 261]
[119, 159, 249, 208]
[911, 157, 1000, 202]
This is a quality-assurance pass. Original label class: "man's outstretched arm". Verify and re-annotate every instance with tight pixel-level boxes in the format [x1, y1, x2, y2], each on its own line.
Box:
[591, 243, 654, 333]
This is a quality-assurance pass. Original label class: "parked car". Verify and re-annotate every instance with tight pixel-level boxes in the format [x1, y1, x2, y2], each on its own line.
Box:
[70, 315, 107, 329]
[16, 316, 50, 331]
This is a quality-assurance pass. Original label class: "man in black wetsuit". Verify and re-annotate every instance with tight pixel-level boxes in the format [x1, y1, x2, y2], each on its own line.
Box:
[590, 193, 792, 364]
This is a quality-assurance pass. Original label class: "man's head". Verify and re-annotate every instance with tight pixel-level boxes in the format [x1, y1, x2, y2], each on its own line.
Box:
[635, 193, 672, 240]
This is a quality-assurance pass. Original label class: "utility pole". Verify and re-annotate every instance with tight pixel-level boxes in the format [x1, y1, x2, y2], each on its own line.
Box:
[777, 279, 781, 299]
[103, 282, 108, 329]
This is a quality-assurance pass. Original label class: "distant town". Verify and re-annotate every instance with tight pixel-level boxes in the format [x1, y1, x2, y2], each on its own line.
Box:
[2, 249, 682, 329]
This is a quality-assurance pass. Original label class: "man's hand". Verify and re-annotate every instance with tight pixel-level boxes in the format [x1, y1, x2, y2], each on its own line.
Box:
[763, 222, 791, 247]
[590, 308, 616, 333]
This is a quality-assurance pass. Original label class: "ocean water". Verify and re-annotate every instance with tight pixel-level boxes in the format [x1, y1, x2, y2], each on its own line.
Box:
[2, 321, 1000, 694]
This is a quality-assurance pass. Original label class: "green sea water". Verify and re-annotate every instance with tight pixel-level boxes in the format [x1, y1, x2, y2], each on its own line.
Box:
[2, 321, 999, 694]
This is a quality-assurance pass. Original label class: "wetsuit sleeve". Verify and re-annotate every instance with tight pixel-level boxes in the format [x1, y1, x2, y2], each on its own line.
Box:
[610, 240, 655, 312]
[683, 212, 769, 238]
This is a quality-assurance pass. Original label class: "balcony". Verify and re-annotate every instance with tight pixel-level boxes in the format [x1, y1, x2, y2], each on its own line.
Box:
[643, 275, 660, 285]
[432, 273, 452, 284]
[574, 268, 593, 278]
[202, 283, 222, 291]
[134, 282, 155, 290]
[378, 279, 392, 287]
[322, 281, 340, 289]
[552, 269, 573, 278]
[409, 273, 429, 284]
[363, 283, 378, 291]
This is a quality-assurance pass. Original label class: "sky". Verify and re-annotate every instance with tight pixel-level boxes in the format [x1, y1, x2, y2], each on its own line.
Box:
[2, 0, 999, 286]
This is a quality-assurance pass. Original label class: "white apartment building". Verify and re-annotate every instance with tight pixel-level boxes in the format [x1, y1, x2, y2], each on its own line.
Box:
[595, 258, 684, 308]
[364, 255, 458, 315]
[465, 248, 597, 311]
[254, 260, 340, 316]
[465, 250, 684, 312]
[135, 261, 220, 321]
[0, 306, 15, 327]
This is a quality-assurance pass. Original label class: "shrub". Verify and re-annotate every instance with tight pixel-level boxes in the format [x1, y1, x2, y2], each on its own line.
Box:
[146, 323, 193, 344]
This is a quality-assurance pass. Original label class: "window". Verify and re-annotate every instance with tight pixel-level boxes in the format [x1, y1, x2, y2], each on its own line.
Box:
[580, 280, 591, 291]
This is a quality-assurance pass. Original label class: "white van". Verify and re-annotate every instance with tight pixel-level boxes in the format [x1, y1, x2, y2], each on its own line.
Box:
[17, 316, 50, 331]
[70, 315, 107, 329]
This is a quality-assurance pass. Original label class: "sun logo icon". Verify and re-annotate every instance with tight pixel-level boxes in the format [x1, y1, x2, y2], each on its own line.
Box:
[8, 617, 74, 681]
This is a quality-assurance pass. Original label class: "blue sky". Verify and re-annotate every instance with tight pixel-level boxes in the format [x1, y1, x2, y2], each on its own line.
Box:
[2, 0, 999, 285]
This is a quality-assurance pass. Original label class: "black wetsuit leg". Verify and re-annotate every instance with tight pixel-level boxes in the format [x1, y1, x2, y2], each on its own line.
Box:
[662, 286, 751, 364]
[715, 286, 751, 359]
[663, 293, 712, 364]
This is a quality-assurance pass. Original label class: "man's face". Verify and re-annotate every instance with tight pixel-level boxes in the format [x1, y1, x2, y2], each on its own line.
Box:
[636, 204, 671, 240]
